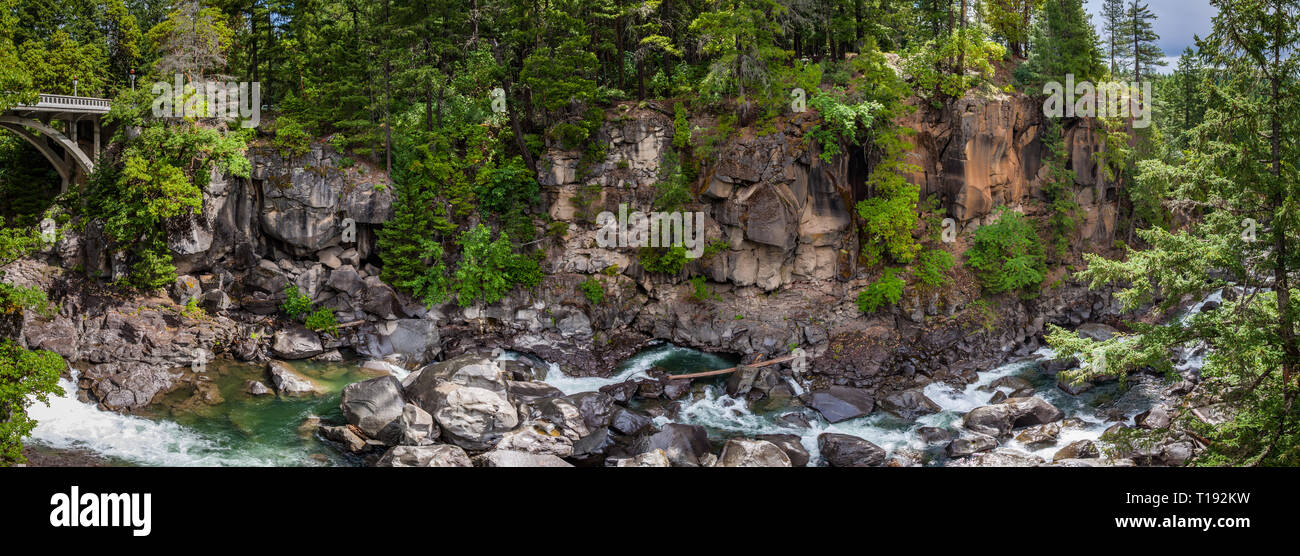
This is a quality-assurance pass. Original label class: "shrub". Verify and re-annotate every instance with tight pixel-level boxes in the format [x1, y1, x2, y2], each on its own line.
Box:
[280, 285, 312, 321]
[639, 245, 688, 275]
[579, 277, 604, 305]
[272, 116, 313, 157]
[305, 307, 339, 335]
[857, 268, 906, 313]
[966, 209, 1047, 296]
[913, 248, 955, 288]
[688, 275, 719, 303]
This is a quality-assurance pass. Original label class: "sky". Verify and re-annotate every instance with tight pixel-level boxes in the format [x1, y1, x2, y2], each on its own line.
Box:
[1082, 0, 1218, 72]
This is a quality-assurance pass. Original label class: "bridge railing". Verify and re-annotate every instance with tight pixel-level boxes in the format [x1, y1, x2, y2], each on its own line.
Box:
[13, 94, 113, 112]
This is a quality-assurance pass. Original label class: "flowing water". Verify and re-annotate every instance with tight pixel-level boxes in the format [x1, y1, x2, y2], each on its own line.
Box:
[29, 339, 1174, 467]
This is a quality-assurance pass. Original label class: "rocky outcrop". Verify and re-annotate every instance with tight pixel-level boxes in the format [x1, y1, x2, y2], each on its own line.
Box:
[715, 439, 793, 467]
[817, 433, 886, 467]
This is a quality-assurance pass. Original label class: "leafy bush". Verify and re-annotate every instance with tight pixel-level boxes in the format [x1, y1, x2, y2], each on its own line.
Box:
[672, 102, 692, 149]
[639, 245, 688, 275]
[913, 248, 955, 288]
[807, 88, 882, 163]
[305, 307, 339, 335]
[857, 268, 905, 313]
[857, 128, 922, 266]
[452, 224, 542, 306]
[272, 116, 313, 157]
[279, 284, 312, 321]
[966, 209, 1047, 296]
[579, 277, 604, 305]
[688, 275, 719, 303]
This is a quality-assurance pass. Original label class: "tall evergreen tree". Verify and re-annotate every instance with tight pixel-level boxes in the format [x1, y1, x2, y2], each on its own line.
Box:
[1016, 0, 1105, 86]
[1125, 0, 1165, 82]
[1099, 0, 1133, 77]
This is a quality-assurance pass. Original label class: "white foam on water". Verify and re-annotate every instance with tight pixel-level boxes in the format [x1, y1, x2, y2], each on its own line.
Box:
[504, 343, 728, 395]
[29, 375, 283, 467]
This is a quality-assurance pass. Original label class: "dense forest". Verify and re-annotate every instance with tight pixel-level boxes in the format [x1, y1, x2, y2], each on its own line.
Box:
[2, 0, 1299, 468]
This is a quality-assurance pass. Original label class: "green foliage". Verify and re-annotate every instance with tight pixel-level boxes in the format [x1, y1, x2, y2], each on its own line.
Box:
[639, 245, 688, 275]
[672, 102, 692, 149]
[272, 116, 314, 157]
[902, 28, 1007, 102]
[1041, 120, 1081, 259]
[1015, 0, 1106, 87]
[857, 128, 922, 267]
[452, 224, 541, 307]
[0, 339, 65, 466]
[688, 275, 719, 303]
[807, 88, 882, 163]
[305, 307, 339, 335]
[966, 209, 1047, 296]
[578, 277, 604, 305]
[857, 268, 905, 313]
[913, 248, 955, 288]
[279, 285, 313, 321]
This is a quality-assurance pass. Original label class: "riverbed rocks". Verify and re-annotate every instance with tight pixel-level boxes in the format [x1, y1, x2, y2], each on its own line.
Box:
[642, 424, 713, 467]
[946, 432, 999, 457]
[755, 434, 810, 467]
[422, 381, 519, 451]
[376, 445, 471, 467]
[1053, 440, 1099, 461]
[1014, 423, 1061, 446]
[817, 433, 886, 467]
[495, 423, 575, 457]
[473, 450, 574, 468]
[877, 388, 942, 420]
[715, 439, 792, 467]
[808, 386, 875, 423]
[378, 404, 439, 446]
[963, 397, 1063, 437]
[267, 360, 323, 396]
[340, 376, 407, 437]
[271, 325, 324, 360]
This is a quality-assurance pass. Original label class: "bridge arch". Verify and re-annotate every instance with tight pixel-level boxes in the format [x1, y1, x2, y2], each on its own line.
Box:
[0, 115, 96, 176]
[0, 122, 73, 185]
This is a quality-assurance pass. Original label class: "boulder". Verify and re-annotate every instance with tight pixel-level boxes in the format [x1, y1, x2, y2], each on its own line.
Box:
[507, 380, 565, 403]
[1076, 322, 1120, 341]
[644, 424, 713, 467]
[243, 380, 273, 396]
[1014, 423, 1061, 446]
[405, 354, 503, 408]
[946, 433, 999, 457]
[917, 426, 952, 444]
[756, 434, 810, 467]
[599, 380, 640, 403]
[422, 381, 519, 451]
[877, 388, 942, 420]
[949, 448, 1046, 467]
[610, 407, 654, 436]
[963, 397, 1063, 437]
[472, 450, 574, 468]
[817, 433, 885, 467]
[386, 319, 441, 366]
[318, 425, 365, 452]
[611, 449, 672, 467]
[564, 391, 618, 430]
[266, 360, 322, 396]
[533, 397, 591, 440]
[340, 376, 406, 438]
[495, 423, 575, 457]
[1136, 406, 1173, 429]
[376, 445, 471, 467]
[1053, 440, 1099, 461]
[271, 325, 324, 359]
[377, 404, 439, 446]
[715, 439, 792, 467]
[808, 386, 875, 423]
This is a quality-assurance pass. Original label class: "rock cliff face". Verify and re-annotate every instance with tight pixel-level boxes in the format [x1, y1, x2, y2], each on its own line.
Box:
[20, 87, 1127, 411]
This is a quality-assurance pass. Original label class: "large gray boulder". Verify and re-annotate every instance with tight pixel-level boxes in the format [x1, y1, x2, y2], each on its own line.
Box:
[376, 445, 471, 467]
[340, 376, 406, 438]
[378, 403, 439, 446]
[963, 397, 1063, 437]
[756, 433, 811, 467]
[946, 432, 999, 457]
[472, 450, 574, 467]
[644, 424, 713, 467]
[808, 386, 874, 423]
[386, 319, 441, 366]
[495, 423, 575, 457]
[266, 360, 322, 396]
[715, 439, 792, 467]
[271, 325, 324, 359]
[877, 388, 943, 420]
[421, 381, 518, 451]
[405, 354, 503, 408]
[817, 433, 885, 467]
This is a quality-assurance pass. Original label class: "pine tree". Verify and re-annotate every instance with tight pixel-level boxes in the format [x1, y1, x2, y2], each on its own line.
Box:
[1125, 1, 1165, 82]
[1099, 0, 1132, 77]
[1016, 0, 1105, 86]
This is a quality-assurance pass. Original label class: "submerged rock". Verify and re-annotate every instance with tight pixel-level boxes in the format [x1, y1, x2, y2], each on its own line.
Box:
[808, 386, 875, 423]
[817, 433, 885, 467]
[267, 360, 323, 396]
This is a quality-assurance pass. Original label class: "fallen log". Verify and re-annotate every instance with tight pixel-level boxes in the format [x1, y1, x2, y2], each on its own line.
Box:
[665, 353, 797, 380]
